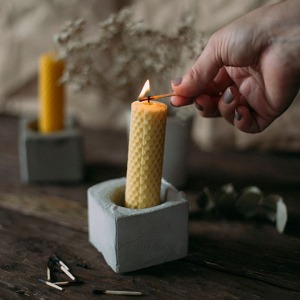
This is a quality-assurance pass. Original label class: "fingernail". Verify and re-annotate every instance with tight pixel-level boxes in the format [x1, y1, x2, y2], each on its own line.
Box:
[169, 99, 176, 107]
[194, 99, 203, 111]
[235, 109, 242, 121]
[171, 77, 182, 86]
[223, 87, 234, 104]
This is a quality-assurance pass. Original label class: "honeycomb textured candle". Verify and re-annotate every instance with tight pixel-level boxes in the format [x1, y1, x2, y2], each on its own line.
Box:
[39, 53, 65, 133]
[125, 101, 167, 209]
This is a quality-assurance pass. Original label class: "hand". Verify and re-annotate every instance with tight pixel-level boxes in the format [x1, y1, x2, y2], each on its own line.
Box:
[170, 0, 300, 133]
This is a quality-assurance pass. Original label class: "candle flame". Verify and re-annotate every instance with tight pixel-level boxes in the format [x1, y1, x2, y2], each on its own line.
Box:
[138, 80, 150, 99]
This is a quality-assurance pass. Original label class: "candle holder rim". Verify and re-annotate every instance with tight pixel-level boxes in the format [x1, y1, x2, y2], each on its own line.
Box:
[88, 177, 187, 218]
[21, 116, 81, 137]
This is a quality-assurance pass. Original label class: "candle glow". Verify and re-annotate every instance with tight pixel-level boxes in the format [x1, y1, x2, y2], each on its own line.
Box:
[138, 79, 150, 99]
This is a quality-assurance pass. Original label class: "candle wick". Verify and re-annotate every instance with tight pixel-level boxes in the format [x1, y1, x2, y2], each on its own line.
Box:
[147, 96, 151, 104]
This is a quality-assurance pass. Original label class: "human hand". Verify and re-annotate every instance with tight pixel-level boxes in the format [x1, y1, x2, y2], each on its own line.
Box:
[170, 0, 300, 133]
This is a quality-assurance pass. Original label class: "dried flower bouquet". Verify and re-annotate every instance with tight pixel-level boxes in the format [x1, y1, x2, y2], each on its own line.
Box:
[54, 7, 206, 116]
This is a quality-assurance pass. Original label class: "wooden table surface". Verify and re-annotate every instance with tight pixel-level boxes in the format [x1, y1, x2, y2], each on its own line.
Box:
[0, 114, 299, 300]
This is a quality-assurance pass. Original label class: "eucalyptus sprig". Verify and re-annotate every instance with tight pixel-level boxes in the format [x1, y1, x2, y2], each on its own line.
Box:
[197, 184, 288, 234]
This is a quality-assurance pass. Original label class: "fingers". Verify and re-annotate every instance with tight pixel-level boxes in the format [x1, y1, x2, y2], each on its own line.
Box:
[218, 86, 240, 124]
[168, 29, 273, 133]
[218, 87, 264, 133]
[170, 94, 194, 107]
[234, 106, 260, 133]
[171, 67, 233, 108]
[218, 86, 261, 132]
[192, 86, 240, 120]
[192, 85, 264, 133]
[193, 94, 221, 117]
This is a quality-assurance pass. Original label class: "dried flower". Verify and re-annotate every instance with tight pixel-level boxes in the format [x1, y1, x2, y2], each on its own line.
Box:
[54, 7, 206, 116]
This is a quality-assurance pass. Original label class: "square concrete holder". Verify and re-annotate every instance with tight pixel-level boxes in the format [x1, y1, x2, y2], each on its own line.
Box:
[19, 116, 84, 182]
[88, 177, 189, 273]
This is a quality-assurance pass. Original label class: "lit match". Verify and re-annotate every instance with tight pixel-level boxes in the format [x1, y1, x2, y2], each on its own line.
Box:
[138, 92, 176, 102]
[138, 80, 175, 102]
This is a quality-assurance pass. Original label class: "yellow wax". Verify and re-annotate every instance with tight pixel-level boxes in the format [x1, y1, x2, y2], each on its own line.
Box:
[125, 101, 167, 209]
[39, 53, 65, 133]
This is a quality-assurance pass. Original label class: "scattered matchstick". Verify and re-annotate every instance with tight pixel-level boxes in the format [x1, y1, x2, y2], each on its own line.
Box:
[38, 279, 63, 291]
[53, 280, 85, 286]
[60, 265, 76, 281]
[52, 254, 70, 271]
[52, 281, 70, 286]
[48, 254, 76, 281]
[47, 267, 51, 281]
[93, 289, 143, 296]
[41, 254, 144, 295]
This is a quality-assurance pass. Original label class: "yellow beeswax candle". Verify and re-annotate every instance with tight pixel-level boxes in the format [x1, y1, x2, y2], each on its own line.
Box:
[125, 101, 167, 209]
[39, 53, 65, 133]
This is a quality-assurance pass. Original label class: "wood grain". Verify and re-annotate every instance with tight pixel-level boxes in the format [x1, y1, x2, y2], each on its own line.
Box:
[0, 114, 299, 299]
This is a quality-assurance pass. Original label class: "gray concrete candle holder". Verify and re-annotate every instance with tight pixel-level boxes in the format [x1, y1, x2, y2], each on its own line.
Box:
[88, 178, 188, 273]
[19, 116, 84, 182]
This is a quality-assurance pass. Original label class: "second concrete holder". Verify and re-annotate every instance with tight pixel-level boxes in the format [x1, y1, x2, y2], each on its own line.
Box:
[19, 116, 84, 183]
[88, 178, 189, 273]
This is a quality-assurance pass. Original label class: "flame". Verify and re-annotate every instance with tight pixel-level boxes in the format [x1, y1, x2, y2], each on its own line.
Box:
[138, 80, 150, 99]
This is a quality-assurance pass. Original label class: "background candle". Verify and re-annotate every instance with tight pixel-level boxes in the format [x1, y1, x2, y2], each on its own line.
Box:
[125, 101, 167, 209]
[39, 53, 65, 133]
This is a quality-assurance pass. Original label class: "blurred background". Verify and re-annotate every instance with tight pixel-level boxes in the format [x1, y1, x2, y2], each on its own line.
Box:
[1, 0, 299, 153]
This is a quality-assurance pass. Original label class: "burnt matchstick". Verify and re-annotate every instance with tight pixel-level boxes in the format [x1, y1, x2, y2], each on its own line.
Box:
[48, 255, 76, 281]
[52, 254, 70, 270]
[138, 92, 176, 102]
[93, 289, 143, 296]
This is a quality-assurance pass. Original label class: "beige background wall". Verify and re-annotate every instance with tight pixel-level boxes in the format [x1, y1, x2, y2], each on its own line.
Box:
[1, 0, 299, 152]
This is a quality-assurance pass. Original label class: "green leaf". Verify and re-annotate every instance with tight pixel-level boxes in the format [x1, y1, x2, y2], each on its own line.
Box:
[276, 199, 288, 233]
[262, 194, 288, 233]
[235, 186, 262, 217]
[262, 194, 280, 222]
[197, 187, 215, 211]
[216, 183, 238, 213]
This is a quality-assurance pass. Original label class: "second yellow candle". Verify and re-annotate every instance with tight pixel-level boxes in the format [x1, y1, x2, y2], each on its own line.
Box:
[39, 53, 65, 133]
[125, 101, 167, 209]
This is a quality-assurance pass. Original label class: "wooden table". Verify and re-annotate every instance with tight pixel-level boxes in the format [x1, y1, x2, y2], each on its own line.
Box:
[0, 114, 299, 299]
